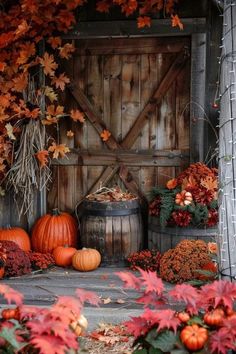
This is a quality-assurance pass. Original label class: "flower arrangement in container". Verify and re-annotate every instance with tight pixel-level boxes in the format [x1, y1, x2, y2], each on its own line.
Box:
[149, 162, 218, 228]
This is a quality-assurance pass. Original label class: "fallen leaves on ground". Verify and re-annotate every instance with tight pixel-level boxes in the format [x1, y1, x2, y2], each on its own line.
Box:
[84, 323, 133, 353]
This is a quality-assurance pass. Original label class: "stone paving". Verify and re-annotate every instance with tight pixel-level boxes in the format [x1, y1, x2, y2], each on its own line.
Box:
[0, 267, 175, 330]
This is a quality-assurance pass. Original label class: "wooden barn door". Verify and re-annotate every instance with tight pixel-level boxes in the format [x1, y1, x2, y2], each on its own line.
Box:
[48, 37, 190, 212]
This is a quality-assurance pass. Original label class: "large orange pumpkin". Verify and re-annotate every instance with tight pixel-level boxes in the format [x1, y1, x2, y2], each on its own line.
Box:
[53, 245, 77, 267]
[31, 209, 78, 253]
[180, 324, 208, 351]
[0, 227, 31, 252]
[72, 248, 101, 272]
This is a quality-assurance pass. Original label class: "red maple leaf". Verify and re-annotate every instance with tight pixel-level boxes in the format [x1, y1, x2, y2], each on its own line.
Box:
[209, 328, 235, 354]
[96, 0, 110, 12]
[52, 296, 82, 320]
[221, 317, 236, 336]
[153, 309, 180, 333]
[30, 334, 77, 354]
[200, 280, 236, 310]
[138, 268, 164, 294]
[124, 316, 150, 338]
[115, 271, 141, 290]
[0, 284, 23, 305]
[137, 16, 151, 28]
[136, 291, 166, 308]
[169, 284, 199, 313]
[76, 288, 100, 306]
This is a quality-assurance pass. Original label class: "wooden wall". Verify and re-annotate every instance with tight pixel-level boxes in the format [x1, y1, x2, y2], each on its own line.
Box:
[47, 37, 190, 213]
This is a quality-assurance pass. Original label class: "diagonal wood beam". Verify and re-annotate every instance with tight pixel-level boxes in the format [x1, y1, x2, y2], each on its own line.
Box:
[122, 49, 190, 149]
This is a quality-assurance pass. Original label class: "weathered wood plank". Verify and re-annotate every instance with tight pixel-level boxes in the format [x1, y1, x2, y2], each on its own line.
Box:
[122, 49, 190, 149]
[75, 37, 190, 55]
[64, 18, 207, 39]
[52, 149, 189, 166]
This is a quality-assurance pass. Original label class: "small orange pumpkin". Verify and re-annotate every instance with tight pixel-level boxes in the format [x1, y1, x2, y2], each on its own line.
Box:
[0, 226, 31, 252]
[203, 308, 225, 327]
[178, 311, 190, 323]
[175, 190, 193, 206]
[31, 208, 78, 253]
[180, 324, 208, 351]
[72, 248, 101, 272]
[53, 245, 77, 267]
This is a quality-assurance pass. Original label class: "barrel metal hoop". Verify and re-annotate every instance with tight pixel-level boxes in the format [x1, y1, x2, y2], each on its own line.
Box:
[83, 208, 139, 217]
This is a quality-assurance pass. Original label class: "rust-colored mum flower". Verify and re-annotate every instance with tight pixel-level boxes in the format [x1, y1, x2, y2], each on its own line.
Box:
[171, 210, 192, 227]
[166, 178, 178, 189]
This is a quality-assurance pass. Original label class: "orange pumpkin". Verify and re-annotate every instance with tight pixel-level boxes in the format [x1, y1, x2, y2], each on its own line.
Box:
[178, 311, 190, 323]
[72, 248, 101, 272]
[31, 208, 78, 253]
[175, 190, 193, 206]
[53, 245, 77, 267]
[0, 227, 31, 252]
[180, 324, 208, 351]
[1, 307, 20, 320]
[203, 308, 225, 327]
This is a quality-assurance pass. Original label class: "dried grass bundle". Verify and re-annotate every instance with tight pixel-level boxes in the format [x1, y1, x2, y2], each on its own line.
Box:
[6, 119, 51, 220]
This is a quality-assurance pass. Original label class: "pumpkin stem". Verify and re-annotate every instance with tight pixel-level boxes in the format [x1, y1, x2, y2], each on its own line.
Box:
[52, 208, 60, 216]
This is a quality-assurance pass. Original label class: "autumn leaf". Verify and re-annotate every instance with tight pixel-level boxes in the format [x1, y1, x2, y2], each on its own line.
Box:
[70, 109, 85, 123]
[124, 316, 149, 338]
[102, 297, 112, 304]
[15, 20, 30, 37]
[200, 280, 236, 310]
[42, 116, 59, 125]
[116, 298, 125, 304]
[0, 107, 9, 122]
[169, 283, 199, 313]
[139, 268, 164, 294]
[76, 288, 100, 306]
[137, 16, 151, 28]
[12, 72, 28, 92]
[115, 271, 141, 290]
[48, 143, 70, 159]
[35, 150, 49, 168]
[39, 53, 58, 76]
[16, 42, 36, 65]
[47, 104, 64, 117]
[100, 129, 111, 142]
[44, 86, 58, 102]
[0, 93, 13, 108]
[201, 176, 218, 191]
[59, 43, 75, 59]
[52, 73, 70, 91]
[30, 335, 72, 354]
[153, 309, 180, 333]
[66, 130, 74, 138]
[5, 123, 16, 140]
[209, 327, 235, 354]
[0, 284, 23, 305]
[96, 0, 110, 12]
[0, 62, 6, 72]
[47, 36, 62, 49]
[171, 14, 183, 30]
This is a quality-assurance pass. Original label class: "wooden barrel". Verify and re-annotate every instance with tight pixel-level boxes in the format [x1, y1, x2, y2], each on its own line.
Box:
[148, 216, 217, 253]
[80, 199, 143, 265]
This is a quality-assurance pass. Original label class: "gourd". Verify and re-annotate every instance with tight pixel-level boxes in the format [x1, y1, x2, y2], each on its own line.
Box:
[72, 248, 101, 272]
[53, 245, 77, 267]
[180, 324, 208, 351]
[203, 308, 225, 327]
[175, 190, 193, 206]
[70, 314, 88, 336]
[31, 208, 77, 253]
[0, 226, 31, 252]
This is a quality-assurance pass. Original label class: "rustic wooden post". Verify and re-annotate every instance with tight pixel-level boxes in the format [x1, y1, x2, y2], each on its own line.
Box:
[218, 0, 236, 280]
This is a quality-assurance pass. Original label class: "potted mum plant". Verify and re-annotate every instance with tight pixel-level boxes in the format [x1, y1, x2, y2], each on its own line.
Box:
[148, 163, 218, 252]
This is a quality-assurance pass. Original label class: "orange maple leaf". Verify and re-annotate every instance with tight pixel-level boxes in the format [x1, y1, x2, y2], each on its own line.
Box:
[16, 42, 36, 65]
[35, 150, 49, 168]
[52, 73, 70, 91]
[12, 73, 28, 92]
[137, 16, 151, 28]
[47, 36, 62, 49]
[200, 176, 218, 191]
[0, 93, 13, 108]
[59, 43, 75, 59]
[15, 20, 30, 37]
[67, 130, 74, 138]
[0, 107, 9, 122]
[70, 109, 85, 123]
[48, 143, 70, 159]
[47, 105, 64, 117]
[100, 129, 111, 142]
[0, 31, 14, 49]
[39, 53, 58, 76]
[96, 0, 110, 12]
[0, 62, 6, 72]
[171, 14, 183, 30]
